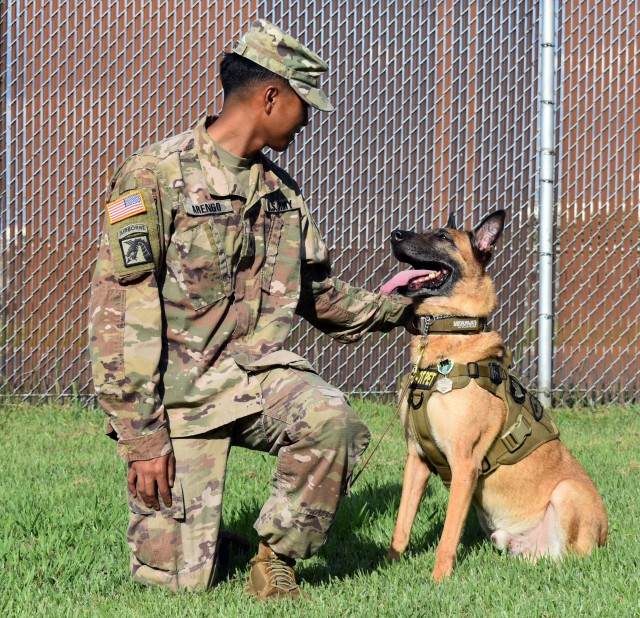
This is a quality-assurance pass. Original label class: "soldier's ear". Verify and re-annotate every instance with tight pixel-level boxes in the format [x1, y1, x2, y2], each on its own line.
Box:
[263, 85, 279, 114]
[473, 210, 505, 256]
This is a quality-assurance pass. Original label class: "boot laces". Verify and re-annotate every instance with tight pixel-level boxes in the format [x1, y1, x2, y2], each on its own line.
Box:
[266, 558, 297, 591]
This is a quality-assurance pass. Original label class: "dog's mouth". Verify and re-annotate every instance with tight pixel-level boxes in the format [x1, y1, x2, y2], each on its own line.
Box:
[381, 262, 452, 296]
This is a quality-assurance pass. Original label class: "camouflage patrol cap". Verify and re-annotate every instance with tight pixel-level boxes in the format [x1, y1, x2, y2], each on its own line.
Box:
[233, 19, 334, 112]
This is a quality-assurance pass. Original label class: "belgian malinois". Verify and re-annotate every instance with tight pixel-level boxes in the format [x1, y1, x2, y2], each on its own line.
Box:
[381, 210, 607, 580]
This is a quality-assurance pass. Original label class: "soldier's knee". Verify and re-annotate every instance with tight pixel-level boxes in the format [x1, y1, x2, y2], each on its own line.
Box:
[310, 404, 370, 452]
[344, 408, 370, 448]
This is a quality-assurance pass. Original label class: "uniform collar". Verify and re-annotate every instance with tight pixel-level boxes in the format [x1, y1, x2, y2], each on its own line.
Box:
[194, 116, 283, 206]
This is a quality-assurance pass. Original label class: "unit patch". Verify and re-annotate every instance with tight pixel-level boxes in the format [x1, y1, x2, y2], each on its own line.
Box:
[118, 223, 153, 267]
[184, 199, 234, 216]
[107, 190, 147, 224]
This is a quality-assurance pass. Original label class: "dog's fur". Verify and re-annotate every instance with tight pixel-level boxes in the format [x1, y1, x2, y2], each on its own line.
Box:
[385, 210, 607, 580]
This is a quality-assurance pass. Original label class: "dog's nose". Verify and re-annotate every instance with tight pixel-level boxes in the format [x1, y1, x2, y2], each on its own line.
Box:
[391, 230, 406, 242]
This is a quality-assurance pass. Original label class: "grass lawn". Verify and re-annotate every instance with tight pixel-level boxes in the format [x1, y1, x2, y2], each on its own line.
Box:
[1, 400, 638, 617]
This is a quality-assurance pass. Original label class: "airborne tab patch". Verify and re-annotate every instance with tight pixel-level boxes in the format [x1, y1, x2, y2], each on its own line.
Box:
[118, 223, 153, 267]
[411, 369, 439, 391]
[107, 190, 147, 224]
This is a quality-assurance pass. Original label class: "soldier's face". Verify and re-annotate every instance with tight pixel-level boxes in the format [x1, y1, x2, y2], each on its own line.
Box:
[266, 87, 310, 151]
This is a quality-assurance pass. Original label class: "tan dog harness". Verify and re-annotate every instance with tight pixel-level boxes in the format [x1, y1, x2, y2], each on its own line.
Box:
[408, 353, 560, 487]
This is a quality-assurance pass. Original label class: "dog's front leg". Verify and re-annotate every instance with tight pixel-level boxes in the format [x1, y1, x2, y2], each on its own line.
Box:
[432, 458, 479, 581]
[388, 449, 431, 560]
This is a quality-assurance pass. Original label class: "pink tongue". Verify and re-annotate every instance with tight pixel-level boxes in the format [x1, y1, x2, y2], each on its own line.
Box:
[380, 269, 436, 295]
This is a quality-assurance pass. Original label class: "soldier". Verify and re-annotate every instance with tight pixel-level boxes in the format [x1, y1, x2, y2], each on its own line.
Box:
[89, 19, 414, 600]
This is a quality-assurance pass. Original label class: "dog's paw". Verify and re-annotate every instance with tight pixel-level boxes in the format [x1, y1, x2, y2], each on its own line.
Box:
[386, 548, 402, 562]
[431, 563, 453, 581]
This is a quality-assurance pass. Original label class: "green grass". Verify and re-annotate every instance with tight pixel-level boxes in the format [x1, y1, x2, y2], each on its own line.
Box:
[1, 401, 639, 617]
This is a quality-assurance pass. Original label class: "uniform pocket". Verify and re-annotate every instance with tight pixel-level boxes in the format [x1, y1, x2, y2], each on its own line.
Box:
[261, 210, 301, 297]
[89, 286, 125, 384]
[127, 478, 186, 573]
[171, 223, 228, 309]
[232, 350, 316, 374]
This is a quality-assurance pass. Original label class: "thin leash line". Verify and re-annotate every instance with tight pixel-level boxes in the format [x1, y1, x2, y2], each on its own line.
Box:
[350, 341, 426, 487]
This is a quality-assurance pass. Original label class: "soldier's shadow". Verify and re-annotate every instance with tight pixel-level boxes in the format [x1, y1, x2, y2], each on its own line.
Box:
[219, 480, 485, 584]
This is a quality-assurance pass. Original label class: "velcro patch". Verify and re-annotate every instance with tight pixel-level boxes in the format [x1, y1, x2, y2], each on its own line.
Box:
[265, 199, 293, 213]
[184, 199, 234, 216]
[118, 223, 153, 267]
[105, 187, 160, 280]
[106, 190, 147, 223]
[411, 369, 439, 391]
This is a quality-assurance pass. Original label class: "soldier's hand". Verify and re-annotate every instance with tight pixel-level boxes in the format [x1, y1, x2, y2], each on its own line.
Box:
[127, 452, 176, 511]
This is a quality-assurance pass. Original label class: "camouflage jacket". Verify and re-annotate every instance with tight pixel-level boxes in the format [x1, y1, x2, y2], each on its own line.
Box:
[89, 116, 411, 461]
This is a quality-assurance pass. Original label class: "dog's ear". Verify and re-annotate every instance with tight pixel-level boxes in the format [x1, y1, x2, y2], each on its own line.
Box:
[472, 210, 505, 258]
[446, 212, 457, 229]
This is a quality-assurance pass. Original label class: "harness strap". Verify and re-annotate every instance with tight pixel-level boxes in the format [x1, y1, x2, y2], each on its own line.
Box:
[408, 353, 559, 486]
[409, 394, 453, 483]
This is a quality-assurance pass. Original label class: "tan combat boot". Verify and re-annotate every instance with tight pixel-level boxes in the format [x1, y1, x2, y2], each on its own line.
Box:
[245, 541, 308, 601]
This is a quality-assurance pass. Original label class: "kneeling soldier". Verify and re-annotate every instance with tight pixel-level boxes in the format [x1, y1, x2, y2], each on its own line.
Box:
[89, 19, 414, 600]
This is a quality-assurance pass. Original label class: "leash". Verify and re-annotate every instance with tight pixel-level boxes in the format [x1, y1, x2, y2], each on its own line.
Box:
[349, 337, 427, 487]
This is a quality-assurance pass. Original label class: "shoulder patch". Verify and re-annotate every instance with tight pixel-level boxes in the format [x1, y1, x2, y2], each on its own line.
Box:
[106, 190, 147, 224]
[118, 223, 154, 267]
[105, 187, 160, 279]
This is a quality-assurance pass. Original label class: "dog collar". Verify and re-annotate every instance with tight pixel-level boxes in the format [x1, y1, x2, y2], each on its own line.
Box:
[417, 315, 487, 336]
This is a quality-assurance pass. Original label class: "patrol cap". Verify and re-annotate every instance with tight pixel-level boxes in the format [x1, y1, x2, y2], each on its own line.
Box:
[233, 19, 334, 112]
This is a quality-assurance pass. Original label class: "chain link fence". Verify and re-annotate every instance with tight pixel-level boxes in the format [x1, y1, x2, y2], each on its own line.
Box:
[1, 1, 637, 405]
[554, 0, 640, 403]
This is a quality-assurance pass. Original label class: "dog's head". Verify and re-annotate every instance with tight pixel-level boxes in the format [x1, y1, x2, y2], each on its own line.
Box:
[381, 210, 505, 316]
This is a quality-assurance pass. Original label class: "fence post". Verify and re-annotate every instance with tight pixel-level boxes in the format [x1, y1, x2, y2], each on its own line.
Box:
[538, 0, 556, 408]
[1, 0, 15, 390]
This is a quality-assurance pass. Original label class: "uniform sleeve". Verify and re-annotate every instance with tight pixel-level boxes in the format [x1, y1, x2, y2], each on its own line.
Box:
[296, 203, 412, 343]
[88, 158, 173, 461]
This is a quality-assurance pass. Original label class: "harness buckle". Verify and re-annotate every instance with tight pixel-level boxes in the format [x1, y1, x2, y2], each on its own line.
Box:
[489, 362, 505, 385]
[467, 362, 480, 378]
[501, 414, 532, 453]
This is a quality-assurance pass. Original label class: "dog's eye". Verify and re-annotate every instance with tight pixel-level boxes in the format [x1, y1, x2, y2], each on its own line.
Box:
[435, 231, 452, 242]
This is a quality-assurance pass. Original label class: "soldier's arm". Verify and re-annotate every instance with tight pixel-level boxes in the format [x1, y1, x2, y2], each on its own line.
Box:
[296, 203, 413, 342]
[89, 157, 173, 462]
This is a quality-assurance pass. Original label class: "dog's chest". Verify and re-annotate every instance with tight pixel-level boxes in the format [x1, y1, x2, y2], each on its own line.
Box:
[425, 386, 500, 462]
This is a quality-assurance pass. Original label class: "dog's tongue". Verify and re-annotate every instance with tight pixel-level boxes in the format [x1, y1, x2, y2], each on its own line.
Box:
[380, 269, 436, 295]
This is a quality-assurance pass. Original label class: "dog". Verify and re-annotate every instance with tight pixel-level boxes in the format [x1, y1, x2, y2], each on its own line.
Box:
[381, 210, 607, 581]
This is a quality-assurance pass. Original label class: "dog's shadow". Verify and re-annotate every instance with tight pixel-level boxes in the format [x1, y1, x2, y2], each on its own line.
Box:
[219, 480, 486, 583]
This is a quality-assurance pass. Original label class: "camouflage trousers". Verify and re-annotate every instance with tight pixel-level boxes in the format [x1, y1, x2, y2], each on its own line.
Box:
[127, 364, 370, 591]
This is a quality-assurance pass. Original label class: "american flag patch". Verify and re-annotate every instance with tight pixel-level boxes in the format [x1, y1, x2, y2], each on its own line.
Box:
[106, 191, 147, 224]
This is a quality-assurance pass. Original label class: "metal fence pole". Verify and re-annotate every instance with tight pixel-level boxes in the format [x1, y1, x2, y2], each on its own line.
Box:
[538, 0, 556, 408]
[1, 0, 14, 388]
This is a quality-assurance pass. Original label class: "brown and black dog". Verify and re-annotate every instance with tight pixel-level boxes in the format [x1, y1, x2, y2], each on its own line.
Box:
[381, 210, 607, 581]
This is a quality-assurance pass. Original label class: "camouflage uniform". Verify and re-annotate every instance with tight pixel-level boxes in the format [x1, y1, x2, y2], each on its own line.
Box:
[89, 20, 410, 591]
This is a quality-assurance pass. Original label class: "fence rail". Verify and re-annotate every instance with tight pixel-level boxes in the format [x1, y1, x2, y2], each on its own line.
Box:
[1, 1, 638, 406]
